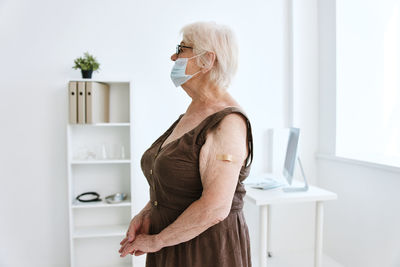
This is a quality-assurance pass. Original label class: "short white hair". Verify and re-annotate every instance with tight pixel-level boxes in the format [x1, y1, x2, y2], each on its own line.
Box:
[180, 21, 238, 89]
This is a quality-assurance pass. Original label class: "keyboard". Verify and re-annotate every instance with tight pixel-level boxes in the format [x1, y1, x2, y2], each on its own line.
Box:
[243, 175, 286, 190]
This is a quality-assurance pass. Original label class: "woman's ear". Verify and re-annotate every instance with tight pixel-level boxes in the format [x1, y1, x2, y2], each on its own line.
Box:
[201, 51, 216, 73]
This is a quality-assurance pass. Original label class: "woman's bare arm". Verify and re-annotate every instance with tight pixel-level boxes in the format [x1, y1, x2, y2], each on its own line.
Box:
[156, 113, 249, 248]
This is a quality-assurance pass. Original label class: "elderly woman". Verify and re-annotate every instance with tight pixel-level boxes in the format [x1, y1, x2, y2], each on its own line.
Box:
[119, 21, 254, 267]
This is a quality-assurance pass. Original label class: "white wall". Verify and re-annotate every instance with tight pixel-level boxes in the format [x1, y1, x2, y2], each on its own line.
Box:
[0, 0, 286, 266]
[318, 0, 400, 266]
[246, 0, 322, 261]
[0, 0, 327, 266]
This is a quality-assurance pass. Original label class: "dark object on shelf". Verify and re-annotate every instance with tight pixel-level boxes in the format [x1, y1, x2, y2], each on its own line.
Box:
[81, 70, 93, 79]
[76, 191, 102, 202]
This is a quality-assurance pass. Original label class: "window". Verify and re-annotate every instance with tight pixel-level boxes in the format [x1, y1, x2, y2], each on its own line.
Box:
[336, 0, 400, 167]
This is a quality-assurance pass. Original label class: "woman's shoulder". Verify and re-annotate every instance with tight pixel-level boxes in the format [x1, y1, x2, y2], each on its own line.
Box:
[215, 105, 249, 121]
[214, 106, 248, 130]
[203, 105, 249, 134]
[195, 104, 251, 146]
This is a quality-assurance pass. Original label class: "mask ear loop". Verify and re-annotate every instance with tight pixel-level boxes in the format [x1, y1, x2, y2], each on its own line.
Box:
[188, 51, 209, 67]
[188, 51, 208, 77]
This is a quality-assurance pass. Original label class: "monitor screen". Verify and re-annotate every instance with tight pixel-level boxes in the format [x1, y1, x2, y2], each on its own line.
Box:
[282, 128, 300, 185]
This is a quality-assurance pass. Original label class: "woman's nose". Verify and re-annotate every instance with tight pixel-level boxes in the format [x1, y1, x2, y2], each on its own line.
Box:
[171, 53, 178, 61]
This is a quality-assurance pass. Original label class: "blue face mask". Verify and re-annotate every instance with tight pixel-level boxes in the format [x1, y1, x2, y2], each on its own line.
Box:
[170, 54, 204, 87]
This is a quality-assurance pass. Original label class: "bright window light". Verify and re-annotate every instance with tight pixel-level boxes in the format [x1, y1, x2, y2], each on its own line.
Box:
[336, 0, 400, 167]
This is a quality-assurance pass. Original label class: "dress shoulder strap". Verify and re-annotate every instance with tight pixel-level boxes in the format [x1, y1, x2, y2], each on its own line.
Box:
[195, 106, 254, 168]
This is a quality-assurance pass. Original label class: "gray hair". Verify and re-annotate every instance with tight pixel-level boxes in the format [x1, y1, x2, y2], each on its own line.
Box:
[180, 21, 238, 89]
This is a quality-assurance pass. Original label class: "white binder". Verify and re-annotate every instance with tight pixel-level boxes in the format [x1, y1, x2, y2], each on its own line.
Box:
[85, 82, 110, 124]
[68, 81, 77, 124]
[77, 81, 86, 124]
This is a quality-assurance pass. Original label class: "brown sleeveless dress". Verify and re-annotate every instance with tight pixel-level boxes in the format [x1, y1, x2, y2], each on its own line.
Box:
[140, 106, 254, 267]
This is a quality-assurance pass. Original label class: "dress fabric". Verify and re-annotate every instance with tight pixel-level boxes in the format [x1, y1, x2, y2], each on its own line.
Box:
[140, 106, 254, 267]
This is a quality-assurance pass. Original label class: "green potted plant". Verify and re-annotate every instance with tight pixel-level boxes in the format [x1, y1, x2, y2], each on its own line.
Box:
[72, 52, 100, 79]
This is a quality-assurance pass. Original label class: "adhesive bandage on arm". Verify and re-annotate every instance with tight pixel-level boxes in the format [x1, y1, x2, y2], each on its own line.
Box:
[216, 154, 234, 162]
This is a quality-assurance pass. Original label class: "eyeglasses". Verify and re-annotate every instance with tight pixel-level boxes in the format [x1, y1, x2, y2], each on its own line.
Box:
[176, 44, 193, 55]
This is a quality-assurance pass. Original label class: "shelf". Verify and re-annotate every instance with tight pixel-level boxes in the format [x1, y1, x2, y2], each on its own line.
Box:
[69, 79, 131, 84]
[73, 224, 128, 239]
[72, 199, 131, 209]
[71, 159, 131, 164]
[67, 79, 134, 266]
[69, 123, 130, 127]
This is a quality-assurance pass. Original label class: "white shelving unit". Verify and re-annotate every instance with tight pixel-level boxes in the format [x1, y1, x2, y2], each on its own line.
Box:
[66, 79, 135, 267]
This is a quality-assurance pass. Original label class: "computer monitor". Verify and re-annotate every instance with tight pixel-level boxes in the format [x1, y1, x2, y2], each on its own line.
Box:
[282, 127, 300, 185]
[282, 127, 309, 192]
[243, 127, 308, 192]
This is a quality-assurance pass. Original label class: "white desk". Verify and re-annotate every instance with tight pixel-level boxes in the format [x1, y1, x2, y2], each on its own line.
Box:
[244, 182, 337, 267]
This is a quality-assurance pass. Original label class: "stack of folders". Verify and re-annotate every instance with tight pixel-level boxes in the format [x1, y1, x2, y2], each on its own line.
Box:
[68, 81, 110, 124]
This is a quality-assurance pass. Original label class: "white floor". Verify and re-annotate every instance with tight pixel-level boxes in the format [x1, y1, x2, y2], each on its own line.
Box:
[263, 250, 344, 267]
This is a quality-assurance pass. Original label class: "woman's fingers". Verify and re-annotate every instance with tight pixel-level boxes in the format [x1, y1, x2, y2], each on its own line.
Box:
[119, 227, 136, 251]
[120, 245, 145, 257]
[120, 236, 128, 245]
[120, 244, 135, 257]
[119, 232, 135, 253]
[127, 223, 139, 242]
[119, 238, 130, 253]
[119, 240, 131, 253]
[119, 236, 130, 250]
[127, 231, 135, 242]
[119, 215, 148, 255]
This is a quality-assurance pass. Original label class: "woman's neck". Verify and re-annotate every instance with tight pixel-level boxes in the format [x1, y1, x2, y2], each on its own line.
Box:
[186, 88, 230, 114]
[182, 75, 236, 116]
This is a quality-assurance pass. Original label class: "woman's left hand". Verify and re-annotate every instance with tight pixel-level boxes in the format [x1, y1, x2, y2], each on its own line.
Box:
[120, 234, 163, 257]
